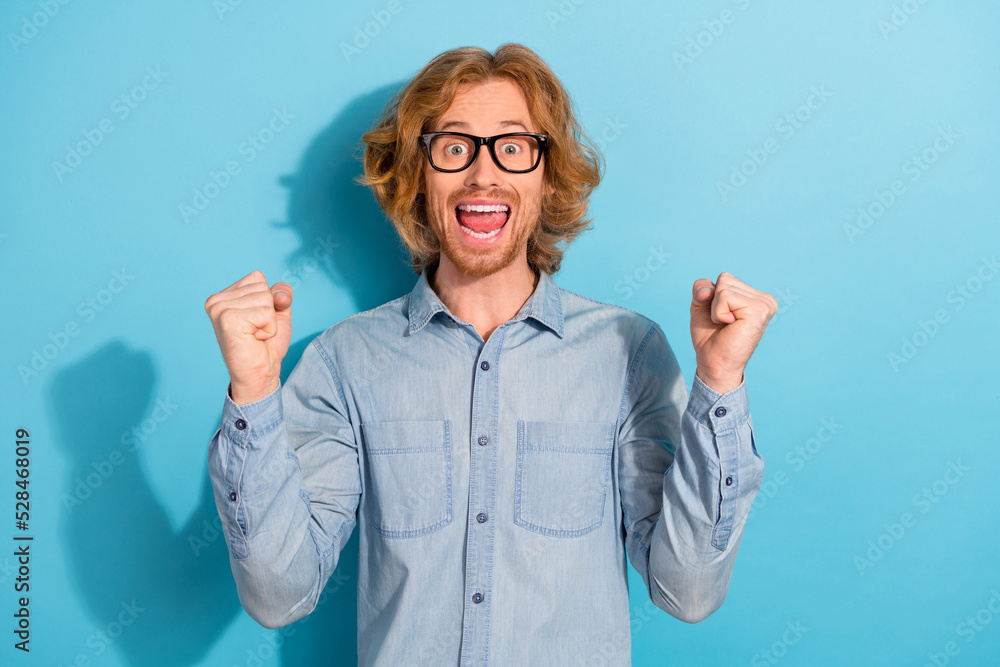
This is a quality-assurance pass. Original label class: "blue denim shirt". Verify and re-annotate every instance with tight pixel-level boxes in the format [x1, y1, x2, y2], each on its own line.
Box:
[207, 267, 764, 666]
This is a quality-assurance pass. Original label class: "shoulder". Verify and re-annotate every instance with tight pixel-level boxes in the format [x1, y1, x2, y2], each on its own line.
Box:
[311, 293, 410, 352]
[555, 280, 661, 340]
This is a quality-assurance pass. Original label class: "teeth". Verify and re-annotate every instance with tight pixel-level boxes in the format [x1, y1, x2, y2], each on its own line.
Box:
[460, 222, 504, 239]
[457, 203, 510, 213]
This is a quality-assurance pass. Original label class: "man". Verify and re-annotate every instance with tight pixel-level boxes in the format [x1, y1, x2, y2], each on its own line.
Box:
[205, 43, 775, 666]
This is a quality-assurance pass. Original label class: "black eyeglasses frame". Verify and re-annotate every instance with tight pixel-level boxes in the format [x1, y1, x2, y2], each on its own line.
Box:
[418, 131, 549, 173]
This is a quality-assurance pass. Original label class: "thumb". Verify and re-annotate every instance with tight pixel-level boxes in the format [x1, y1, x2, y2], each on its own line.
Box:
[268, 282, 293, 355]
[691, 279, 715, 310]
[271, 282, 293, 313]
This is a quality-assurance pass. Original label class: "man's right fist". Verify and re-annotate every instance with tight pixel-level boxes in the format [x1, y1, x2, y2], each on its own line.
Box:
[204, 270, 293, 406]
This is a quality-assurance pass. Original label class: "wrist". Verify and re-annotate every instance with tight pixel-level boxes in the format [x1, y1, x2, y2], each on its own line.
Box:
[229, 377, 280, 406]
[695, 368, 744, 395]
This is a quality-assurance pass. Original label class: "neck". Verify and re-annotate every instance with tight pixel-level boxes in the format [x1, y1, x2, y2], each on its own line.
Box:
[429, 256, 539, 342]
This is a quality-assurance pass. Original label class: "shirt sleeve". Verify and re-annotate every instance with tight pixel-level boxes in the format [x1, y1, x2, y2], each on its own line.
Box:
[206, 336, 361, 629]
[616, 322, 764, 623]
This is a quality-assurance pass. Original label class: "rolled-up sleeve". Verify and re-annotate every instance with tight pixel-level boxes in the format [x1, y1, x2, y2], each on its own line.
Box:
[617, 322, 764, 624]
[207, 336, 361, 629]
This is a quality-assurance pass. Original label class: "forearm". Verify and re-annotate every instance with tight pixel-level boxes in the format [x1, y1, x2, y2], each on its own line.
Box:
[644, 374, 763, 622]
[207, 384, 338, 629]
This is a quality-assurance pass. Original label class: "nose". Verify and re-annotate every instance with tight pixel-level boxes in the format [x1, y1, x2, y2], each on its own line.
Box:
[464, 142, 504, 189]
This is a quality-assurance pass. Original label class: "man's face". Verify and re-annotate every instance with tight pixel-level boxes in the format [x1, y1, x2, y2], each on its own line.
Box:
[422, 78, 551, 278]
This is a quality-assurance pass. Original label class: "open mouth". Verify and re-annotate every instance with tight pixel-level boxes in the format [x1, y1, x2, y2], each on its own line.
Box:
[455, 202, 511, 240]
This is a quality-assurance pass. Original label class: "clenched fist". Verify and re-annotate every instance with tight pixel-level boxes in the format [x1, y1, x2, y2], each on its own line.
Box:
[204, 270, 293, 406]
[690, 271, 777, 395]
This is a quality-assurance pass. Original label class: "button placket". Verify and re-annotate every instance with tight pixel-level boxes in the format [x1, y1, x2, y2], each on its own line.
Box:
[710, 399, 740, 550]
[231, 417, 249, 450]
[461, 331, 506, 664]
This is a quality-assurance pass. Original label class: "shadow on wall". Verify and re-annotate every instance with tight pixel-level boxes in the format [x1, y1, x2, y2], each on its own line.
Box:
[51, 83, 421, 666]
[277, 80, 416, 314]
[50, 342, 241, 666]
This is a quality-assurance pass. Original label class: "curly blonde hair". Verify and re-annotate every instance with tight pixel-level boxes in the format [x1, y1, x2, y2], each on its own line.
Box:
[358, 43, 604, 275]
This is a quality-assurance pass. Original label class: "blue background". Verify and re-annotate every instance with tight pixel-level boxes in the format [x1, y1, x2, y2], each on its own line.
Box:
[2, 1, 998, 665]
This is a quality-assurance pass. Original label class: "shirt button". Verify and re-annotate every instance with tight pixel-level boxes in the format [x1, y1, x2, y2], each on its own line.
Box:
[229, 491, 237, 501]
[477, 512, 487, 523]
[725, 476, 733, 486]
[714, 407, 727, 418]
[478, 435, 488, 446]
[480, 360, 490, 371]
[472, 592, 483, 604]
[235, 418, 247, 430]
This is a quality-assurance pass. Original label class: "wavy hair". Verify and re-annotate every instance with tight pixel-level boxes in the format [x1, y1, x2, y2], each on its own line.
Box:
[358, 43, 604, 275]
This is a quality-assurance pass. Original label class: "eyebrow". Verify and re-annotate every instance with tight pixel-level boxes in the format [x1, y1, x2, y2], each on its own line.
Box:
[437, 119, 530, 132]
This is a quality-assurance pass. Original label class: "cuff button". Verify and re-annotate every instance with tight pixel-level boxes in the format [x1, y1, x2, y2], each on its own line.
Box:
[229, 491, 237, 501]
[235, 418, 247, 430]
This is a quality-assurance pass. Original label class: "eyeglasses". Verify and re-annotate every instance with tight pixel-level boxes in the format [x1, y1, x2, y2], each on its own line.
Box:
[419, 131, 549, 173]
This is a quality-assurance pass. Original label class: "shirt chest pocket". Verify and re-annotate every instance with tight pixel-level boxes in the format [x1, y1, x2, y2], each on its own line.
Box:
[514, 419, 616, 538]
[360, 419, 453, 538]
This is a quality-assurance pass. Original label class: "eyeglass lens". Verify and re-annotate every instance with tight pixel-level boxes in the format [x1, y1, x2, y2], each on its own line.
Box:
[429, 134, 541, 172]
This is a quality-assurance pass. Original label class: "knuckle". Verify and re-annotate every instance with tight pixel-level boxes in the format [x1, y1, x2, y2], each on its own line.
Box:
[219, 308, 239, 328]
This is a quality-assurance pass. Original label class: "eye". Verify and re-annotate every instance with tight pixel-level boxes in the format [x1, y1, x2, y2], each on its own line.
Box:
[446, 143, 468, 156]
[500, 142, 521, 155]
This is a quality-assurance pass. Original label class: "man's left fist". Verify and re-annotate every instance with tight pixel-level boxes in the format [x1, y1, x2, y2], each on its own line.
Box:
[689, 271, 777, 394]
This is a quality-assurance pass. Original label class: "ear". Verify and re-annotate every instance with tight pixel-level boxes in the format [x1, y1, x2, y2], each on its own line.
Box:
[542, 163, 555, 196]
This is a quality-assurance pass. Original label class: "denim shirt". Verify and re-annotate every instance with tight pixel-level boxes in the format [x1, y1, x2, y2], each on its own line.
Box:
[207, 267, 764, 666]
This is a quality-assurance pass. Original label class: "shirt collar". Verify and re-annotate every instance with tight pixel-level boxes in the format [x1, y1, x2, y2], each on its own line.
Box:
[406, 266, 564, 338]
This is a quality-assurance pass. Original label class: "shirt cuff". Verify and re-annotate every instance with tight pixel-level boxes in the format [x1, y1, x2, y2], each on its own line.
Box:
[221, 382, 284, 448]
[686, 372, 750, 434]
